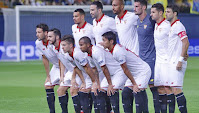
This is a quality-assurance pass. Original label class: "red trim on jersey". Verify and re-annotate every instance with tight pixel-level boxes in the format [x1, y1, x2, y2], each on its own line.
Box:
[88, 45, 93, 56]
[100, 64, 106, 68]
[96, 14, 104, 23]
[157, 18, 165, 26]
[109, 44, 116, 54]
[42, 40, 49, 48]
[69, 48, 74, 59]
[125, 48, 139, 57]
[171, 19, 180, 27]
[178, 31, 187, 39]
[77, 21, 87, 32]
[118, 10, 127, 20]
[55, 40, 61, 52]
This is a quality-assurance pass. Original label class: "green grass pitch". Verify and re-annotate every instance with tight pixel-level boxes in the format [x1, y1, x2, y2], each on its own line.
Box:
[0, 57, 199, 113]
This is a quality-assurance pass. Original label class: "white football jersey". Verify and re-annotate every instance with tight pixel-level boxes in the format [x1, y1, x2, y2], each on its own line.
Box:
[72, 21, 95, 48]
[154, 19, 170, 63]
[89, 46, 123, 76]
[93, 14, 117, 48]
[111, 44, 150, 77]
[52, 41, 74, 72]
[35, 39, 59, 67]
[63, 47, 88, 73]
[168, 19, 188, 67]
[115, 10, 139, 55]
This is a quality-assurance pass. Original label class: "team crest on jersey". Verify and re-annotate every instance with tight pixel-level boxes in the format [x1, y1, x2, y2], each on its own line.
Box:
[144, 25, 147, 29]
[75, 31, 77, 33]
[100, 24, 103, 27]
[43, 48, 45, 50]
[137, 25, 139, 28]
[159, 28, 162, 32]
[83, 30, 86, 34]
[124, 20, 127, 24]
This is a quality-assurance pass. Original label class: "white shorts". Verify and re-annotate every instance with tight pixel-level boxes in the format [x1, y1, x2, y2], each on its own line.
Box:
[125, 68, 151, 89]
[168, 62, 187, 87]
[101, 70, 127, 90]
[45, 65, 60, 86]
[154, 62, 168, 86]
[76, 71, 92, 89]
[60, 70, 74, 87]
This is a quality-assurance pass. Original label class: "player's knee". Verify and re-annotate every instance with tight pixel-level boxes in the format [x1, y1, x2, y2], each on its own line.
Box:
[148, 84, 155, 88]
[158, 86, 166, 94]
[80, 88, 91, 93]
[70, 87, 78, 96]
[57, 86, 68, 96]
[45, 85, 54, 89]
[164, 86, 172, 94]
[172, 87, 182, 95]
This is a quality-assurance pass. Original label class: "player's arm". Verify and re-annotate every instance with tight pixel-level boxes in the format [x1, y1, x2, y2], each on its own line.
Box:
[59, 60, 65, 83]
[120, 63, 139, 93]
[101, 65, 114, 96]
[83, 63, 97, 83]
[74, 67, 86, 89]
[83, 63, 98, 95]
[181, 38, 189, 59]
[177, 34, 190, 71]
[42, 55, 51, 84]
[92, 67, 100, 89]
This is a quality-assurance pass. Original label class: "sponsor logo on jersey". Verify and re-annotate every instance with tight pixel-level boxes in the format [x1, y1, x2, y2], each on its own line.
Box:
[144, 25, 147, 29]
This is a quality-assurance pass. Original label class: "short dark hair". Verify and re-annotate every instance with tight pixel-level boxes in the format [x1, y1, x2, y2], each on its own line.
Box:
[36, 23, 49, 32]
[135, 0, 147, 7]
[74, 8, 85, 15]
[79, 36, 92, 45]
[61, 35, 75, 46]
[167, 4, 179, 16]
[91, 1, 103, 10]
[151, 3, 164, 13]
[102, 31, 117, 45]
[49, 28, 61, 39]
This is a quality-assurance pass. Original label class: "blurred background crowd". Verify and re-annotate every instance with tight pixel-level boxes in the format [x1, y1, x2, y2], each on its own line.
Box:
[0, 0, 198, 13]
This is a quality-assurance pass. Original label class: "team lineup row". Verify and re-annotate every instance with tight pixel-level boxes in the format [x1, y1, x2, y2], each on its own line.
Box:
[35, 0, 189, 113]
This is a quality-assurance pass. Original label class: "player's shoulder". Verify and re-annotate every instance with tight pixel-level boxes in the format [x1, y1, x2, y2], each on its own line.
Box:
[74, 48, 86, 57]
[114, 44, 125, 52]
[104, 15, 114, 21]
[174, 20, 185, 29]
[85, 22, 93, 29]
[161, 19, 171, 28]
[35, 39, 42, 46]
[163, 19, 170, 25]
[127, 11, 137, 16]
[92, 46, 103, 53]
[72, 24, 78, 30]
[92, 19, 97, 24]
[86, 22, 92, 26]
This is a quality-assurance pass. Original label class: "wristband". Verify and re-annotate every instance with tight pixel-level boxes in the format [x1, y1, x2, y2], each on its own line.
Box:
[179, 56, 184, 62]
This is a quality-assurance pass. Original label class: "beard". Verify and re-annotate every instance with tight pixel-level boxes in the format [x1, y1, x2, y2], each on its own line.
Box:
[51, 39, 56, 45]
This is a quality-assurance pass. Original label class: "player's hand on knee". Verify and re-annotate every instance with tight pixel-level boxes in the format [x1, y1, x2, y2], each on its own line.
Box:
[176, 61, 182, 71]
[80, 82, 86, 90]
[133, 84, 140, 93]
[107, 84, 114, 96]
[45, 76, 52, 85]
[92, 81, 98, 96]
[71, 80, 79, 89]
